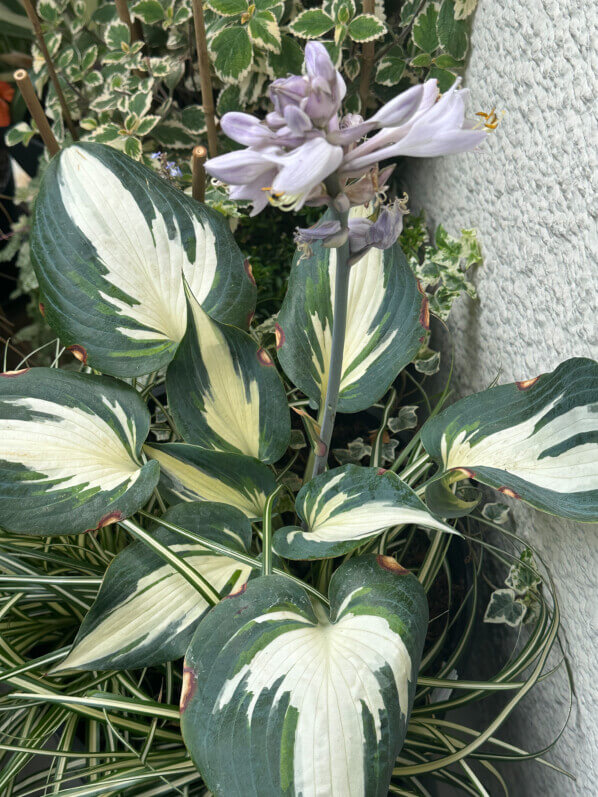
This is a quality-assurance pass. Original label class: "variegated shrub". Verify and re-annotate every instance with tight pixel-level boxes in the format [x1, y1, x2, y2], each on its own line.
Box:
[1, 39, 596, 797]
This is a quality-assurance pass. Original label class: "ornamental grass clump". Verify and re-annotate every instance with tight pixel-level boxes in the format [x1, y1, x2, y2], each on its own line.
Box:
[0, 40, 595, 797]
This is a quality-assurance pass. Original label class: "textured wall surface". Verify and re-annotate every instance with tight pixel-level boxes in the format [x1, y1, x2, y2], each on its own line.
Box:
[402, 0, 598, 792]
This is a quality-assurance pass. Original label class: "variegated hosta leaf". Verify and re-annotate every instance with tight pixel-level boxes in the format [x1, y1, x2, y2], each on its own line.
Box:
[31, 142, 255, 377]
[180, 554, 428, 797]
[273, 464, 454, 560]
[166, 287, 291, 464]
[421, 358, 598, 521]
[277, 207, 426, 413]
[0, 368, 158, 535]
[55, 502, 252, 671]
[144, 442, 277, 519]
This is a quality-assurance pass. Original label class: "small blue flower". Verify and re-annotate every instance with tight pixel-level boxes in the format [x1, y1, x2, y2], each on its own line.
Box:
[167, 162, 182, 178]
[150, 151, 162, 160]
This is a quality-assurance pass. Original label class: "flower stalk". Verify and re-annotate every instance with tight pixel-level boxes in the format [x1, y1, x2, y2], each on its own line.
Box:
[311, 184, 351, 478]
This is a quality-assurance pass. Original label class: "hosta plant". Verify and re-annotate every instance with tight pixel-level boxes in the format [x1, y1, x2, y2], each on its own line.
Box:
[0, 42, 595, 796]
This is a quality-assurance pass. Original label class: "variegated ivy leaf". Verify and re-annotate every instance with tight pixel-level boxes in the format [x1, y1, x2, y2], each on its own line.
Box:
[421, 358, 598, 521]
[347, 13, 386, 42]
[289, 8, 335, 38]
[166, 287, 291, 464]
[144, 442, 277, 519]
[277, 208, 426, 413]
[180, 554, 428, 797]
[248, 9, 281, 53]
[484, 588, 526, 627]
[31, 143, 255, 377]
[212, 26, 253, 82]
[55, 502, 252, 671]
[0, 368, 158, 536]
[273, 464, 454, 560]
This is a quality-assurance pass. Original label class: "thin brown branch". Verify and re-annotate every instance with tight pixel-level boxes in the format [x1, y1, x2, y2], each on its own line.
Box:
[192, 145, 207, 202]
[13, 69, 59, 156]
[191, 0, 218, 157]
[358, 0, 376, 115]
[20, 0, 78, 141]
[115, 0, 144, 46]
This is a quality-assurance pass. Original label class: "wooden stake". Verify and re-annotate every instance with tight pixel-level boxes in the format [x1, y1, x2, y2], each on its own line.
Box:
[13, 69, 59, 156]
[192, 145, 207, 203]
[191, 0, 218, 157]
[358, 0, 376, 115]
[20, 0, 78, 141]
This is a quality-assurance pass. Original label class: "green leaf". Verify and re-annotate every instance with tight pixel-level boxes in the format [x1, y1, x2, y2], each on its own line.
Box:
[105, 20, 130, 50]
[454, 0, 478, 19]
[166, 286, 291, 464]
[411, 52, 433, 67]
[205, 0, 247, 15]
[273, 464, 455, 560]
[248, 9, 281, 52]
[217, 84, 243, 114]
[0, 368, 158, 536]
[31, 143, 255, 378]
[412, 3, 439, 52]
[437, 0, 469, 59]
[434, 53, 463, 68]
[277, 207, 426, 414]
[135, 114, 160, 135]
[481, 501, 510, 525]
[144, 442, 277, 519]
[428, 65, 458, 92]
[421, 358, 598, 521]
[484, 588, 526, 627]
[425, 474, 480, 519]
[347, 13, 385, 42]
[181, 104, 207, 133]
[131, 0, 165, 23]
[180, 555, 428, 796]
[505, 549, 541, 593]
[55, 502, 253, 671]
[267, 34, 304, 78]
[152, 119, 198, 148]
[388, 406, 418, 433]
[375, 48, 405, 86]
[289, 9, 335, 38]
[5, 122, 35, 148]
[123, 135, 142, 159]
[212, 26, 253, 82]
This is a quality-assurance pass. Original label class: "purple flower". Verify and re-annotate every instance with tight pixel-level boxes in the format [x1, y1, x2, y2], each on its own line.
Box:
[205, 42, 488, 216]
[347, 201, 408, 264]
[295, 198, 408, 264]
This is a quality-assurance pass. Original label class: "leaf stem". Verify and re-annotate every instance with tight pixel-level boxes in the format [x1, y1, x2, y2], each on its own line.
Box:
[261, 485, 282, 576]
[137, 509, 330, 605]
[310, 192, 350, 479]
[20, 0, 78, 140]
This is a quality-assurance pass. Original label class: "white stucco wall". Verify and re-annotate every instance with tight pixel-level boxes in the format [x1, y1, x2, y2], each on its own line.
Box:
[403, 0, 598, 793]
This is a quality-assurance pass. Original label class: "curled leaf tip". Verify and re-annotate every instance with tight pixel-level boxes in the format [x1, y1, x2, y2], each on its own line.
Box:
[498, 486, 520, 499]
[244, 258, 256, 286]
[67, 344, 88, 364]
[93, 511, 123, 531]
[256, 347, 273, 366]
[180, 665, 197, 713]
[516, 376, 539, 390]
[1, 368, 30, 377]
[225, 583, 248, 600]
[376, 554, 409, 574]
[274, 322, 285, 349]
